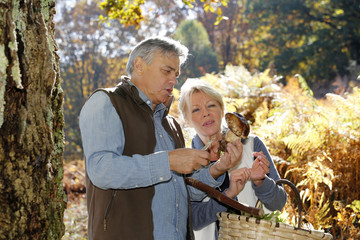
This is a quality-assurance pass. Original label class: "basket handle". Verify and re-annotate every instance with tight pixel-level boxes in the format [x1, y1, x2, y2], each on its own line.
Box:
[185, 177, 264, 218]
[276, 179, 303, 229]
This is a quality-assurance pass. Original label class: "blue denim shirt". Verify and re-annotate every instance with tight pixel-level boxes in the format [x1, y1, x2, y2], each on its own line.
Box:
[79, 82, 223, 240]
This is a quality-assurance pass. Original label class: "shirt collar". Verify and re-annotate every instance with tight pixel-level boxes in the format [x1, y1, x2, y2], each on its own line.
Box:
[191, 134, 205, 149]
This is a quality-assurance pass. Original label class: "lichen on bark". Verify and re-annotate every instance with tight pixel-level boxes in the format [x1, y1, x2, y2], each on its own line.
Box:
[0, 45, 7, 128]
[0, 0, 66, 239]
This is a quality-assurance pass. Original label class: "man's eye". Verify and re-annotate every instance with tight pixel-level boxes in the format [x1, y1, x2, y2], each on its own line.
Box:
[208, 104, 216, 108]
[192, 108, 199, 113]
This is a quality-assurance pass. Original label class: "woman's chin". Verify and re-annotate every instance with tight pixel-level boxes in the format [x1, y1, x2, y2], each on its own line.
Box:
[206, 130, 221, 139]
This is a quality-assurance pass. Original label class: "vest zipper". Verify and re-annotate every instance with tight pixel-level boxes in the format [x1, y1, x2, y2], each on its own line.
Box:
[104, 190, 117, 231]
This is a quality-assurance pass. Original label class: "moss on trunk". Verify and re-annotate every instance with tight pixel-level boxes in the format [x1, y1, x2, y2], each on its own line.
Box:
[0, 0, 66, 239]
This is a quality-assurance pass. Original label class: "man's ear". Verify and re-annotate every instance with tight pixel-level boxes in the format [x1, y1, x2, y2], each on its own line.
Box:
[134, 57, 144, 74]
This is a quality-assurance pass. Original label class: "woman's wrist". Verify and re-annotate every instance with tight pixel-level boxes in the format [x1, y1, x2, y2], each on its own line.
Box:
[224, 189, 234, 198]
[249, 168, 265, 182]
[252, 178, 264, 186]
[209, 163, 224, 179]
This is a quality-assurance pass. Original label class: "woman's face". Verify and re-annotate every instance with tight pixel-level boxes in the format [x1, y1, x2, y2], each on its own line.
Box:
[188, 91, 223, 141]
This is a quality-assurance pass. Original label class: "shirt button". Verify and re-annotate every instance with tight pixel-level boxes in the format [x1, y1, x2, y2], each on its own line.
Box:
[159, 134, 163, 138]
[174, 178, 177, 182]
[159, 177, 164, 181]
[176, 203, 179, 208]
[147, 100, 151, 105]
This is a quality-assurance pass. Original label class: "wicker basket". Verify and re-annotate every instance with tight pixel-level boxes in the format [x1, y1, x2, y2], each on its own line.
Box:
[217, 179, 333, 240]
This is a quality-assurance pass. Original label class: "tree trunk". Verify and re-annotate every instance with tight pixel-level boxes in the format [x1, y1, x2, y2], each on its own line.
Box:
[0, 1, 66, 239]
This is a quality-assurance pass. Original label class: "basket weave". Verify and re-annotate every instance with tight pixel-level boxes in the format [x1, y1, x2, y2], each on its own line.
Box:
[217, 179, 333, 240]
[217, 212, 333, 240]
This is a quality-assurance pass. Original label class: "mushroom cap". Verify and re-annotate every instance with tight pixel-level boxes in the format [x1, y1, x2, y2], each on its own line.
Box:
[224, 112, 250, 139]
[218, 112, 250, 153]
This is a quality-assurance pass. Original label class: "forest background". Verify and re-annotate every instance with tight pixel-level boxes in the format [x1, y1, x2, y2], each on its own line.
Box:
[56, 0, 360, 239]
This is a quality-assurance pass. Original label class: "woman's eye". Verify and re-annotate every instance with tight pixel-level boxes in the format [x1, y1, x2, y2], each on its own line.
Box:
[208, 104, 216, 108]
[192, 108, 199, 113]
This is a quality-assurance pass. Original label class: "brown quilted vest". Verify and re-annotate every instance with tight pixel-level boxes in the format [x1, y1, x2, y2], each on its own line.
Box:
[85, 77, 191, 240]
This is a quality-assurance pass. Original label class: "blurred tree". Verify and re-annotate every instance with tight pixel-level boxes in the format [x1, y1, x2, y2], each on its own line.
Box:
[56, 0, 131, 160]
[194, 0, 262, 70]
[135, 0, 188, 37]
[245, 0, 360, 89]
[55, 0, 191, 159]
[99, 0, 228, 26]
[174, 19, 219, 86]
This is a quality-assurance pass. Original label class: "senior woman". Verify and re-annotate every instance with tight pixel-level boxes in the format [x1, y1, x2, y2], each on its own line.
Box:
[179, 79, 287, 240]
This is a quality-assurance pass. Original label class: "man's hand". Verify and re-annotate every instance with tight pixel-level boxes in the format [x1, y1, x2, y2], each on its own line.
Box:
[225, 167, 250, 198]
[168, 148, 211, 174]
[250, 151, 270, 186]
[210, 139, 243, 179]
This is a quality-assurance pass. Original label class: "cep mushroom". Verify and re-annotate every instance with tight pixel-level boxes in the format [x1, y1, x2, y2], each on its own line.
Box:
[219, 112, 250, 153]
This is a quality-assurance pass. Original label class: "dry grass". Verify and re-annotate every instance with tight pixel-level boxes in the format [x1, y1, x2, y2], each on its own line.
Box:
[62, 160, 88, 240]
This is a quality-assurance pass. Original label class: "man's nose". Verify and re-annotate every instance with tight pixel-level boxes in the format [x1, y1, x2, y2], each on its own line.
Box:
[169, 74, 178, 85]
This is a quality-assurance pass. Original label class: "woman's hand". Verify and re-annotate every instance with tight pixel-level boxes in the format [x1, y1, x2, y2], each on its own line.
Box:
[206, 139, 221, 161]
[210, 139, 243, 179]
[250, 151, 270, 186]
[225, 167, 250, 198]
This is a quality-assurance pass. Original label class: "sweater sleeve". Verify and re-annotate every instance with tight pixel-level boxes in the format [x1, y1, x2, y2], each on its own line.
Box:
[252, 136, 288, 211]
[191, 196, 228, 230]
[190, 135, 229, 230]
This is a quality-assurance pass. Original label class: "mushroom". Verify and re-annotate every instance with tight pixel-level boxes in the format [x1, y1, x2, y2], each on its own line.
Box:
[219, 112, 250, 152]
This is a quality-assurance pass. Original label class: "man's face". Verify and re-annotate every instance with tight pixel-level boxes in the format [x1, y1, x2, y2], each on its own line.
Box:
[137, 51, 180, 108]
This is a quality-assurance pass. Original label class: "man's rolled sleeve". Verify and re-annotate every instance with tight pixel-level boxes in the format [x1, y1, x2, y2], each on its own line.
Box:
[148, 151, 172, 184]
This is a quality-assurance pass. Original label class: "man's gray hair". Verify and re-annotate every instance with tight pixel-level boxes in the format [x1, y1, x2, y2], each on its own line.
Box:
[126, 36, 189, 76]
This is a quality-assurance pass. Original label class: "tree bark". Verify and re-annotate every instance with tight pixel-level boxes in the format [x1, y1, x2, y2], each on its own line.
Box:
[0, 1, 66, 239]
